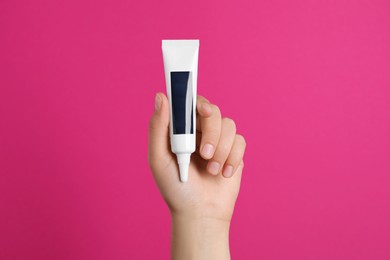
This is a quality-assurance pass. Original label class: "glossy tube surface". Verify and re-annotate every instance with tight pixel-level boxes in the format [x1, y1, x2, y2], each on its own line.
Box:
[162, 39, 199, 182]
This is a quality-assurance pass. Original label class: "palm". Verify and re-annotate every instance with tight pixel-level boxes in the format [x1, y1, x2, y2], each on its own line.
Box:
[152, 151, 242, 222]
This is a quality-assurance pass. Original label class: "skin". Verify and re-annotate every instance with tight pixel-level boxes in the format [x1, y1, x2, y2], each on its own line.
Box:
[148, 93, 246, 260]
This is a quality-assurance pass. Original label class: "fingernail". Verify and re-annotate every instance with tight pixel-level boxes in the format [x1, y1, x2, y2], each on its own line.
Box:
[223, 165, 234, 178]
[155, 94, 162, 111]
[208, 161, 220, 175]
[201, 144, 214, 158]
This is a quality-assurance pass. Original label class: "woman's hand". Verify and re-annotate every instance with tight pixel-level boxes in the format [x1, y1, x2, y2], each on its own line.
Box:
[148, 93, 246, 260]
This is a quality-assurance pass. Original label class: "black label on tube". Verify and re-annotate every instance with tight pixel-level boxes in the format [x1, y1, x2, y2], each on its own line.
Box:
[171, 71, 194, 135]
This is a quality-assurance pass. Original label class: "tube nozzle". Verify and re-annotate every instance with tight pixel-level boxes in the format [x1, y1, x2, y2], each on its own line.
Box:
[176, 153, 191, 182]
[178, 163, 189, 182]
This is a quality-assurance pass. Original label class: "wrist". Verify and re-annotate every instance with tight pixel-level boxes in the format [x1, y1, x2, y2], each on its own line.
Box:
[171, 213, 231, 260]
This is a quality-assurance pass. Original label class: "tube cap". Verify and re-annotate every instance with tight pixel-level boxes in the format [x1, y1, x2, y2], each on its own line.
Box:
[176, 153, 191, 182]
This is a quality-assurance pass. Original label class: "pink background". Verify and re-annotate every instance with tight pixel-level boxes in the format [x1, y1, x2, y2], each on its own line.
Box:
[1, 0, 389, 259]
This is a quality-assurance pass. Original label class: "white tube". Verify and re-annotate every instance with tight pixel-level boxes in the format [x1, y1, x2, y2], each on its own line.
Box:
[162, 39, 199, 182]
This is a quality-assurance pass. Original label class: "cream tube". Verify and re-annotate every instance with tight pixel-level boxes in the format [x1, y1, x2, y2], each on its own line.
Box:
[162, 39, 199, 182]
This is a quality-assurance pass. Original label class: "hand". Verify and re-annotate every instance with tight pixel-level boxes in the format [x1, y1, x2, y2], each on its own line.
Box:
[148, 93, 246, 260]
[148, 93, 246, 221]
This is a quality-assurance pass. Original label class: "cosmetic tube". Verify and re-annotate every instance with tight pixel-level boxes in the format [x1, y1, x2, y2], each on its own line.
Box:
[162, 39, 199, 182]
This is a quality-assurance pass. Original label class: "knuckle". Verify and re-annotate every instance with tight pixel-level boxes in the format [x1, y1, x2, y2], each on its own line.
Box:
[240, 160, 244, 168]
[148, 118, 155, 132]
[148, 117, 158, 132]
[211, 104, 221, 115]
[236, 134, 247, 147]
[197, 95, 209, 103]
[223, 117, 236, 131]
[197, 99, 208, 108]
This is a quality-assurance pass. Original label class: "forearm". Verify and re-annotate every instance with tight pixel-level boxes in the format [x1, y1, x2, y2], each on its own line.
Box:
[171, 214, 231, 260]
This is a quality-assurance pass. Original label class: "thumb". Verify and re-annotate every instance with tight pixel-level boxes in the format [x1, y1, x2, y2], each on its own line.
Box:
[148, 93, 173, 168]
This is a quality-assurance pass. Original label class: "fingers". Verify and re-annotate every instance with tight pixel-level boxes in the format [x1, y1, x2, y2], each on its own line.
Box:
[222, 135, 246, 178]
[197, 97, 222, 160]
[207, 118, 236, 175]
[196, 95, 246, 178]
[148, 93, 172, 168]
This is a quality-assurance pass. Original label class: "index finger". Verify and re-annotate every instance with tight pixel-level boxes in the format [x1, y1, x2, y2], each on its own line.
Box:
[196, 95, 212, 118]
